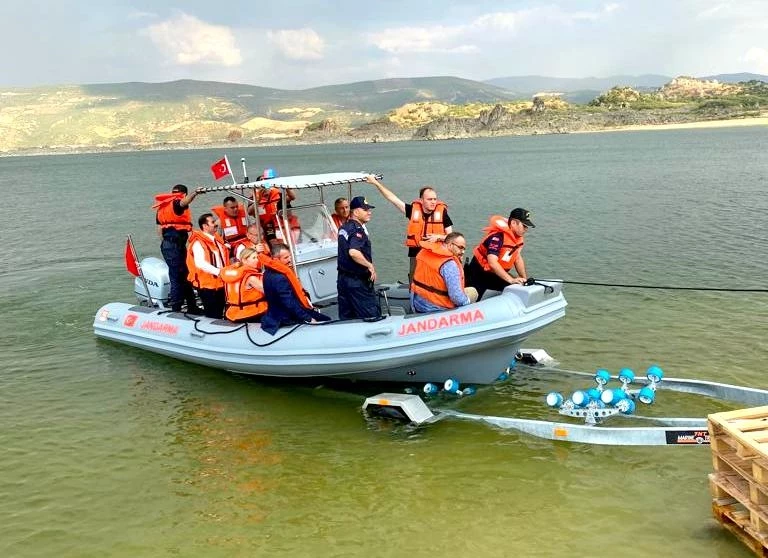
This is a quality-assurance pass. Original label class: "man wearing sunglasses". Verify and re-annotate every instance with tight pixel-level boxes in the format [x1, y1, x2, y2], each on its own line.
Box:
[411, 232, 478, 313]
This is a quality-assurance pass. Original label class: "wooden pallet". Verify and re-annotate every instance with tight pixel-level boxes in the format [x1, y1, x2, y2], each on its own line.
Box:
[710, 406, 768, 556]
[712, 497, 768, 557]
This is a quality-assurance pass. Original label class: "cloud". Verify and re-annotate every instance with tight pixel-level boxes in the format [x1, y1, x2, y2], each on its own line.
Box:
[368, 25, 478, 54]
[368, 5, 619, 54]
[145, 13, 242, 66]
[267, 28, 325, 61]
[128, 10, 157, 21]
[743, 47, 768, 72]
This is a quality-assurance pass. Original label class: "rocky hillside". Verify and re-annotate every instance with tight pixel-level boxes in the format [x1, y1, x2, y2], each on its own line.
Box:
[0, 76, 765, 154]
[0, 77, 518, 154]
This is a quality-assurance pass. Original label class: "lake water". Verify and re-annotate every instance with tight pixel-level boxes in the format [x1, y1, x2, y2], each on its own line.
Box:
[1, 127, 767, 557]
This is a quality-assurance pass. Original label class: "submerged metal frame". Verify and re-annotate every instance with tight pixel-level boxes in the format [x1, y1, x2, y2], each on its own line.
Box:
[365, 364, 768, 446]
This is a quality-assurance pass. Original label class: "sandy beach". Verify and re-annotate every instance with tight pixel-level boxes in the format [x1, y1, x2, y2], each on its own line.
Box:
[594, 115, 768, 133]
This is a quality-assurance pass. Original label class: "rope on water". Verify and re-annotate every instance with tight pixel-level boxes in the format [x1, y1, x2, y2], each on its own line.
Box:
[536, 279, 768, 293]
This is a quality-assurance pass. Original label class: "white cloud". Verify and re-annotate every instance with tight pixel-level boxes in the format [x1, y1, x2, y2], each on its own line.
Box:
[267, 28, 325, 61]
[369, 5, 619, 54]
[368, 25, 476, 53]
[472, 12, 519, 32]
[145, 13, 242, 66]
[128, 10, 157, 20]
[743, 47, 768, 72]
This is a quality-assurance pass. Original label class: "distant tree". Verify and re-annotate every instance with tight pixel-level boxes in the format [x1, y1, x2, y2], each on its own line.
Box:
[227, 129, 243, 142]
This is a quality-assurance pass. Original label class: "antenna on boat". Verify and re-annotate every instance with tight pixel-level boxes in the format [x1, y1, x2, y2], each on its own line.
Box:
[240, 158, 248, 184]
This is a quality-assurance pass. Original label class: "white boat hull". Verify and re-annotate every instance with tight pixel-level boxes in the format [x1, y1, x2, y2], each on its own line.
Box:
[95, 282, 566, 385]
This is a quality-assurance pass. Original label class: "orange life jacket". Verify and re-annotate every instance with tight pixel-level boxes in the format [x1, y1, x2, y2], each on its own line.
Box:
[332, 213, 346, 230]
[472, 215, 524, 272]
[274, 211, 302, 244]
[221, 264, 267, 321]
[233, 239, 265, 263]
[405, 200, 449, 248]
[258, 254, 313, 310]
[411, 242, 464, 309]
[153, 193, 192, 232]
[186, 230, 229, 289]
[255, 188, 282, 226]
[211, 204, 248, 243]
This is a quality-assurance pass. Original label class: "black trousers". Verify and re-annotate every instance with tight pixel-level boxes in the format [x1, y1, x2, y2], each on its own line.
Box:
[160, 234, 197, 311]
[337, 273, 380, 320]
[465, 257, 512, 300]
[198, 288, 225, 319]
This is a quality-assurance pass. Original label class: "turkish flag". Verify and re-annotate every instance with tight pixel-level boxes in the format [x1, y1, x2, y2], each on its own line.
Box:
[125, 238, 140, 277]
[210, 157, 231, 180]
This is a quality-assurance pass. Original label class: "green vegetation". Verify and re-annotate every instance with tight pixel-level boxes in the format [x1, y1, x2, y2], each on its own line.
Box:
[0, 76, 765, 154]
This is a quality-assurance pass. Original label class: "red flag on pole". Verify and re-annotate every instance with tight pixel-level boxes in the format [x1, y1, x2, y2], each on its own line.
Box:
[125, 237, 140, 277]
[210, 157, 231, 180]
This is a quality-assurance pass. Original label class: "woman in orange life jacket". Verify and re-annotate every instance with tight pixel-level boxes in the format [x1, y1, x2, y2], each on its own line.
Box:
[220, 247, 268, 322]
[411, 233, 478, 313]
[153, 183, 204, 313]
[211, 196, 250, 248]
[364, 175, 453, 281]
[465, 208, 535, 300]
[186, 213, 230, 319]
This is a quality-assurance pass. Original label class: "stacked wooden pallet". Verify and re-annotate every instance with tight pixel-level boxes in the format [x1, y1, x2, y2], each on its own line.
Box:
[709, 406, 768, 556]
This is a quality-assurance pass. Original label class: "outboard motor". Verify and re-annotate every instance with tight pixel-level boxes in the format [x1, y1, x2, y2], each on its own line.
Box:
[134, 257, 170, 307]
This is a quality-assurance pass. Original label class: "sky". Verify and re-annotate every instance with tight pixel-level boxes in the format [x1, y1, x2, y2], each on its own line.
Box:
[1, 0, 767, 90]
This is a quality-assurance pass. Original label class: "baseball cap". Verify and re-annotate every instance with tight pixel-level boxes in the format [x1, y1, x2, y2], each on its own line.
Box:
[350, 196, 375, 210]
[509, 208, 535, 228]
[259, 168, 277, 180]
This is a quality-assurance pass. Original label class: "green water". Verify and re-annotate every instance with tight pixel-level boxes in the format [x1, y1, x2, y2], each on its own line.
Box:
[1, 128, 767, 557]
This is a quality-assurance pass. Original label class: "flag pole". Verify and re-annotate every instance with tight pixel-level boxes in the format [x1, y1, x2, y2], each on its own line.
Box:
[128, 234, 159, 308]
[225, 155, 236, 186]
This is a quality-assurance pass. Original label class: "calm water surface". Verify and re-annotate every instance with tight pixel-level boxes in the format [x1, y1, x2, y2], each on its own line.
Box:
[1, 127, 767, 557]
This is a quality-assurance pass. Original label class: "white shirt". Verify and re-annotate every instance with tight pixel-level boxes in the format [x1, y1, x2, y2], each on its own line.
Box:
[191, 232, 226, 276]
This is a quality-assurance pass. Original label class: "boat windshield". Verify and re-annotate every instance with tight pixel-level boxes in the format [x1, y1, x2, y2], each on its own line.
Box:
[276, 203, 338, 262]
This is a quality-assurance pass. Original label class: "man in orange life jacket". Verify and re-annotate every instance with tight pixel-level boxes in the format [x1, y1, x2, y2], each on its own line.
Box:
[253, 168, 295, 244]
[186, 213, 230, 319]
[234, 224, 266, 262]
[365, 175, 452, 280]
[211, 196, 250, 251]
[153, 183, 204, 313]
[331, 197, 349, 229]
[466, 208, 534, 300]
[260, 243, 330, 335]
[411, 232, 478, 313]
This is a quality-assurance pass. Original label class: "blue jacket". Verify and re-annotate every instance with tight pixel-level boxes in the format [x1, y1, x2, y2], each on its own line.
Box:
[261, 268, 330, 335]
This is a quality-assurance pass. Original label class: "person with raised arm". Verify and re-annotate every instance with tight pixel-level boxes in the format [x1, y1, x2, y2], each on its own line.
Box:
[365, 175, 452, 281]
[153, 183, 204, 313]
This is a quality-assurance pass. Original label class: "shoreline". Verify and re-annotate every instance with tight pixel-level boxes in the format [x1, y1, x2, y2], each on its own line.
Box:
[578, 115, 768, 134]
[1, 115, 765, 158]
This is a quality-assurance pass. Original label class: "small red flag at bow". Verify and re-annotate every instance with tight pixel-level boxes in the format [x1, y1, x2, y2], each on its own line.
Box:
[125, 238, 140, 277]
[210, 157, 231, 180]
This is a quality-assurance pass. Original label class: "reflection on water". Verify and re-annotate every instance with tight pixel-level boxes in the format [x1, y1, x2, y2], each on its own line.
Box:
[1, 129, 766, 557]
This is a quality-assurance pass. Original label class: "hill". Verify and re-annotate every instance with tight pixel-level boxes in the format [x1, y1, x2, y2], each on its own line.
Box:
[0, 77, 518, 153]
[0, 75, 766, 154]
[483, 73, 768, 103]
